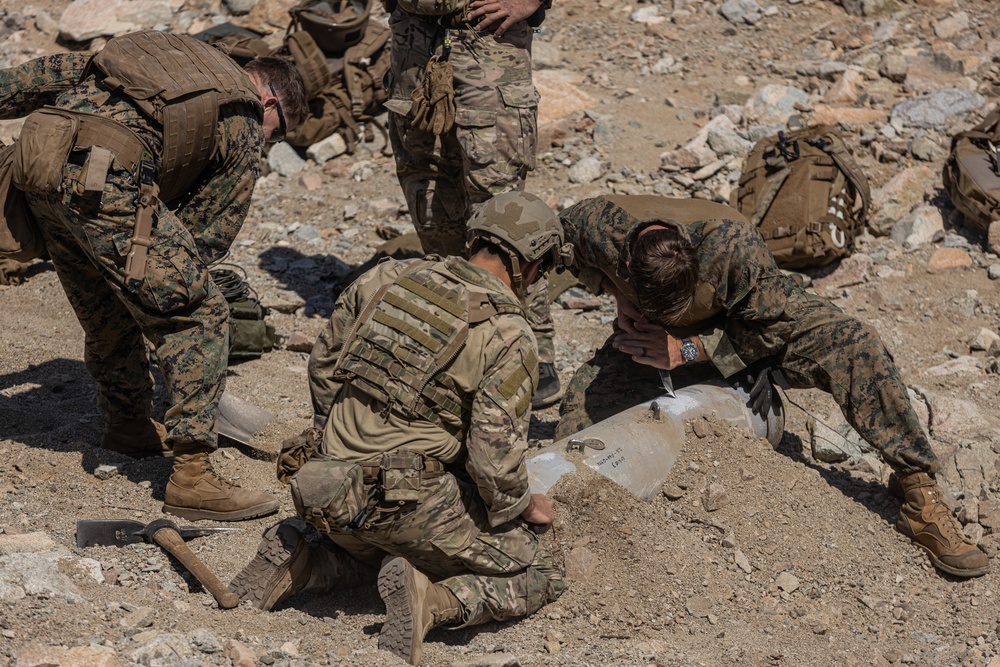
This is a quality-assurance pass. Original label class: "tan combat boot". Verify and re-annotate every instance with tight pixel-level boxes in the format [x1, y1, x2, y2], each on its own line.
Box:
[163, 451, 279, 522]
[228, 518, 367, 610]
[896, 471, 990, 577]
[101, 416, 172, 458]
[378, 557, 462, 665]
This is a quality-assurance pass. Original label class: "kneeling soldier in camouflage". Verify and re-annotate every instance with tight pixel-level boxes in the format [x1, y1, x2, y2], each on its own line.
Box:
[230, 192, 567, 664]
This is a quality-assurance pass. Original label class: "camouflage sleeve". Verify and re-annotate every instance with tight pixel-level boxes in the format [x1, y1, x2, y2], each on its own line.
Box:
[171, 104, 263, 264]
[560, 198, 631, 297]
[0, 53, 91, 119]
[465, 317, 538, 527]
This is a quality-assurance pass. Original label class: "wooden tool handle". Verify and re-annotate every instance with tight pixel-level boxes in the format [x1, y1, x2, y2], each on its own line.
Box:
[151, 526, 239, 609]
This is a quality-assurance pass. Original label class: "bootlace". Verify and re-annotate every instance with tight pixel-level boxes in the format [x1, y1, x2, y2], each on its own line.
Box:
[924, 488, 969, 544]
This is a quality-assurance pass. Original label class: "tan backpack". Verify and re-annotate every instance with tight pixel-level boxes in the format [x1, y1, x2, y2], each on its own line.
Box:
[282, 24, 391, 152]
[732, 125, 871, 269]
[943, 109, 1000, 233]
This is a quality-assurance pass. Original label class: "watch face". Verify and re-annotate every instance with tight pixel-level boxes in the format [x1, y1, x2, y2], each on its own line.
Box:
[681, 341, 698, 362]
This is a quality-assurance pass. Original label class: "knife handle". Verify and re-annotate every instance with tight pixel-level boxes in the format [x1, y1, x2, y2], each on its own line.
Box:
[151, 526, 239, 609]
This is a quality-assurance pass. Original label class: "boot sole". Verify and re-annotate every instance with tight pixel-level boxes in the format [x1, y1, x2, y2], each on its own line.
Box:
[531, 387, 566, 411]
[162, 499, 280, 522]
[897, 522, 990, 578]
[228, 520, 306, 610]
[910, 542, 990, 578]
[378, 557, 420, 665]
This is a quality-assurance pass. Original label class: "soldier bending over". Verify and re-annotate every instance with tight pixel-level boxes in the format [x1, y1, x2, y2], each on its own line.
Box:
[556, 194, 988, 579]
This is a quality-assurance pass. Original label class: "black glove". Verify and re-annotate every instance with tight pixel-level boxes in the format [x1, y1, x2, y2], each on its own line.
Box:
[735, 360, 781, 417]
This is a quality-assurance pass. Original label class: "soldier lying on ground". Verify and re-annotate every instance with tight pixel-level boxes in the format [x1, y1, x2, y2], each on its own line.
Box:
[229, 192, 567, 665]
[555, 194, 989, 579]
[0, 31, 307, 521]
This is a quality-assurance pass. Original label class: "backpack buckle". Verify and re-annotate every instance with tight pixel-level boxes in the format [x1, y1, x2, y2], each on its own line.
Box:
[776, 131, 799, 162]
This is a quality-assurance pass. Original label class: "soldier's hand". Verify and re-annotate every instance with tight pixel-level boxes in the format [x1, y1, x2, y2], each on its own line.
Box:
[468, 0, 542, 38]
[520, 493, 555, 526]
[612, 323, 676, 370]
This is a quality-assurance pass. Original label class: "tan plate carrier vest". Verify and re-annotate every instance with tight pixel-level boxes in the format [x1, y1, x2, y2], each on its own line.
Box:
[83, 30, 263, 203]
[332, 260, 523, 439]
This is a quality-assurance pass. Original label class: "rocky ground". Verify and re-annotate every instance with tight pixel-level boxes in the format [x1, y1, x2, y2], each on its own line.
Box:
[4, 0, 1000, 665]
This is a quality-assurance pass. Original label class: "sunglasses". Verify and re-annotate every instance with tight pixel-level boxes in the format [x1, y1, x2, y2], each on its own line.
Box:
[268, 84, 287, 144]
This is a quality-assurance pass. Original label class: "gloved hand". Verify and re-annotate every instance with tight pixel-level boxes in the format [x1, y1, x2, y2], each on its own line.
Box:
[735, 360, 783, 417]
[410, 55, 455, 135]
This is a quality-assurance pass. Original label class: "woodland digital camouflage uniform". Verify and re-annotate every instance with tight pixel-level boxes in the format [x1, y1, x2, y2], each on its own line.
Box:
[556, 195, 937, 476]
[384, 11, 556, 364]
[0, 53, 262, 453]
[302, 256, 564, 625]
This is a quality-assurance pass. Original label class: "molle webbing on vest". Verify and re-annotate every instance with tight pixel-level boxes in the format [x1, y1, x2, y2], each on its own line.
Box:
[87, 31, 263, 202]
[336, 261, 473, 436]
[74, 112, 152, 175]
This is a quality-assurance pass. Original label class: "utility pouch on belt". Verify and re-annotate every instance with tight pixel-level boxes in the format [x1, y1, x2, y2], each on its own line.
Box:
[290, 456, 368, 532]
[380, 448, 424, 504]
[276, 427, 323, 485]
[13, 108, 79, 194]
[0, 143, 44, 262]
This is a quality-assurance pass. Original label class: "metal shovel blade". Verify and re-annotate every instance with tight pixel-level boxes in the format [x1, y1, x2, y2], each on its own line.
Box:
[75, 519, 238, 548]
[217, 392, 274, 447]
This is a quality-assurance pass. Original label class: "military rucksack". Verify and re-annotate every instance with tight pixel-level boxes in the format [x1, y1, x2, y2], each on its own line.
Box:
[943, 108, 1000, 234]
[732, 125, 871, 270]
[210, 266, 278, 361]
[281, 0, 391, 152]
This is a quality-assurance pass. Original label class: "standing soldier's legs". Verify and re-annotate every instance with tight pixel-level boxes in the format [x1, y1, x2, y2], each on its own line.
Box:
[780, 301, 988, 577]
[29, 167, 277, 521]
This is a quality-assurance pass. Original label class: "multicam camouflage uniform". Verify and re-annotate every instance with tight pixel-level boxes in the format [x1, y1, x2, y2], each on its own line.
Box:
[556, 195, 937, 475]
[384, 9, 556, 364]
[302, 255, 564, 625]
[0, 52, 262, 454]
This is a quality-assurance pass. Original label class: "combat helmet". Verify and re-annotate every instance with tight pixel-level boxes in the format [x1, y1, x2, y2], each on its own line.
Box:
[289, 0, 370, 54]
[467, 192, 571, 298]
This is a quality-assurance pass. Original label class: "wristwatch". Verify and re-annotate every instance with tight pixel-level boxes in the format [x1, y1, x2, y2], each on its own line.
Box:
[680, 338, 699, 366]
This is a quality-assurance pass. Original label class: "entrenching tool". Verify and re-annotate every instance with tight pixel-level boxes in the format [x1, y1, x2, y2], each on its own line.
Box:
[217, 391, 275, 457]
[75, 518, 241, 609]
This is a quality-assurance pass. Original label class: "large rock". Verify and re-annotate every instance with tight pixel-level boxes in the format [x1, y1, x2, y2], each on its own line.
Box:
[934, 11, 969, 39]
[890, 88, 986, 129]
[811, 106, 887, 125]
[720, 0, 763, 25]
[534, 69, 595, 126]
[268, 142, 307, 177]
[0, 552, 84, 603]
[744, 85, 809, 126]
[58, 0, 186, 42]
[823, 70, 865, 105]
[868, 166, 936, 236]
[890, 204, 945, 248]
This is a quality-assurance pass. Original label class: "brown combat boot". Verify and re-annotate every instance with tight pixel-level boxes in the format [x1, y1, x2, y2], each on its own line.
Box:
[228, 518, 359, 610]
[101, 416, 172, 458]
[163, 451, 279, 522]
[378, 557, 462, 665]
[896, 472, 990, 577]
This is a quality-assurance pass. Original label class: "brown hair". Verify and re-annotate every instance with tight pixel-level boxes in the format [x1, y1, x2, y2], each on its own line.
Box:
[244, 56, 308, 126]
[630, 227, 699, 327]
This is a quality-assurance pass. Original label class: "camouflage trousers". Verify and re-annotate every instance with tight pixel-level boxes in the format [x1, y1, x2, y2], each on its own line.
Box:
[28, 154, 228, 453]
[385, 11, 554, 363]
[303, 472, 565, 626]
[558, 299, 937, 474]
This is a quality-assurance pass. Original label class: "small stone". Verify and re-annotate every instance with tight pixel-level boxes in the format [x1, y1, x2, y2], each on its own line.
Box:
[565, 547, 598, 583]
[662, 484, 685, 501]
[734, 549, 753, 573]
[928, 248, 972, 270]
[267, 142, 306, 177]
[285, 331, 314, 353]
[988, 221, 1000, 256]
[224, 639, 257, 667]
[299, 172, 323, 190]
[721, 533, 737, 549]
[686, 596, 712, 617]
[703, 483, 729, 512]
[775, 571, 799, 593]
[307, 133, 348, 164]
[692, 417, 712, 438]
[971, 329, 1000, 353]
[568, 156, 606, 184]
[965, 523, 985, 545]
[988, 265, 1000, 280]
[120, 606, 155, 629]
[94, 464, 123, 480]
